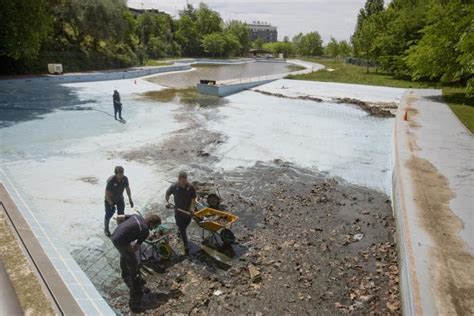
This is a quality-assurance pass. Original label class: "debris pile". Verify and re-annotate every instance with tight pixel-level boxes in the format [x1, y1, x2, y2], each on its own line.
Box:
[253, 89, 397, 117]
[107, 163, 400, 315]
[334, 97, 397, 118]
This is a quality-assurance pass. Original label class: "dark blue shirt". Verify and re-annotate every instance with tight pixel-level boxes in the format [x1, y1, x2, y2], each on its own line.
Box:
[166, 183, 196, 211]
[105, 175, 129, 203]
[111, 215, 149, 248]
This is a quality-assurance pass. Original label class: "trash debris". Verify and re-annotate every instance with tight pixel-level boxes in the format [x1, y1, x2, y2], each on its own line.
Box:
[353, 233, 364, 241]
[248, 264, 262, 283]
[105, 163, 399, 315]
[213, 289, 223, 296]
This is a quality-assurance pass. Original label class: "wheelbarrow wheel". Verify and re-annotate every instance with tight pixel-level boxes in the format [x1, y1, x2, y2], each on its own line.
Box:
[207, 194, 220, 209]
[220, 228, 235, 246]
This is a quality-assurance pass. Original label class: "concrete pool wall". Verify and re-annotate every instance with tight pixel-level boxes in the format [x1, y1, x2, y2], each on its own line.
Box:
[197, 78, 276, 96]
[0, 64, 192, 86]
[391, 90, 474, 315]
[0, 58, 306, 88]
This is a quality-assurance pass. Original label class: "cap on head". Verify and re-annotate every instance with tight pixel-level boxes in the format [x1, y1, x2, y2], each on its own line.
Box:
[178, 170, 187, 179]
[115, 166, 124, 175]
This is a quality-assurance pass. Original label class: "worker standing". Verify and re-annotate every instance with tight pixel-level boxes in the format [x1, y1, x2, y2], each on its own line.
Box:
[113, 90, 123, 121]
[104, 166, 134, 237]
[111, 213, 161, 313]
[165, 171, 197, 255]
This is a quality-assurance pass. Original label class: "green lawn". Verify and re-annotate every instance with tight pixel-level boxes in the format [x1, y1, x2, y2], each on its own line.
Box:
[287, 58, 473, 133]
[442, 86, 474, 132]
[145, 60, 174, 67]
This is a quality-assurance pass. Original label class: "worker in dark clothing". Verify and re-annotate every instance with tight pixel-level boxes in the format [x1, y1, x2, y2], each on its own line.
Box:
[165, 171, 197, 255]
[111, 213, 161, 313]
[104, 166, 134, 237]
[113, 90, 123, 120]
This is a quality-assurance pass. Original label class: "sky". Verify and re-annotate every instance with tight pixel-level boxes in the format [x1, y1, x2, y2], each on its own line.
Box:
[127, 0, 366, 43]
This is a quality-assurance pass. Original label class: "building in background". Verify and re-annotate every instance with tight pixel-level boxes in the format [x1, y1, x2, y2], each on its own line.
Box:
[246, 22, 278, 42]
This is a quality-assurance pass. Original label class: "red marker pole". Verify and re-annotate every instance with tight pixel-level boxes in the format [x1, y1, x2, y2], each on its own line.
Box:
[404, 110, 408, 121]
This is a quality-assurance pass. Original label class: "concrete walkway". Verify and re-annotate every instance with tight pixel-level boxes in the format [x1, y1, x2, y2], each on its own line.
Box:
[392, 89, 474, 315]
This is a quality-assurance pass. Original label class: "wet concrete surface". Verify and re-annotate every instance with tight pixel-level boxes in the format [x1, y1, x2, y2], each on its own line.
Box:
[97, 89, 400, 314]
[89, 162, 399, 315]
[0, 65, 402, 314]
[0, 83, 94, 127]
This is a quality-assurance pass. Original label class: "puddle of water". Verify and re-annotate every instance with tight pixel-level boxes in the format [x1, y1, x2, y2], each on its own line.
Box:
[140, 88, 227, 107]
[147, 62, 296, 88]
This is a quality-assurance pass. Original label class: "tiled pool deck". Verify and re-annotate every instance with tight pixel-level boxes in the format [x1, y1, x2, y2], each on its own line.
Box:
[0, 168, 115, 315]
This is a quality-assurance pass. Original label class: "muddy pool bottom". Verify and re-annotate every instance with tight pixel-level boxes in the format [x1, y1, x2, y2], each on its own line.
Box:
[75, 162, 400, 315]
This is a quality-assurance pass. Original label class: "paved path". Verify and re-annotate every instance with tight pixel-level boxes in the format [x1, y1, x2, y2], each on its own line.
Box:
[393, 89, 474, 315]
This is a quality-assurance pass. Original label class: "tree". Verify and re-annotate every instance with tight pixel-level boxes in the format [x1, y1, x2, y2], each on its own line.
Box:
[292, 32, 304, 55]
[458, 24, 474, 96]
[339, 40, 352, 58]
[283, 36, 290, 43]
[81, 0, 127, 48]
[352, 0, 384, 57]
[253, 38, 265, 50]
[299, 32, 323, 56]
[0, 0, 51, 60]
[196, 3, 223, 36]
[225, 20, 250, 55]
[405, 1, 473, 83]
[201, 32, 227, 57]
[176, 15, 200, 56]
[364, 0, 384, 17]
[123, 10, 139, 49]
[263, 42, 294, 57]
[353, 15, 378, 72]
[372, 0, 430, 75]
[176, 3, 224, 56]
[325, 37, 340, 60]
[223, 34, 242, 57]
[137, 11, 178, 58]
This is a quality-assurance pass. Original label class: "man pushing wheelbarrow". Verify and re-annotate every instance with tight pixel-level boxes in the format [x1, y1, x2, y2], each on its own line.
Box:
[165, 171, 197, 256]
[165, 171, 239, 257]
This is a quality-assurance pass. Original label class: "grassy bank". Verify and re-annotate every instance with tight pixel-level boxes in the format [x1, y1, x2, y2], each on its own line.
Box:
[144, 60, 175, 67]
[287, 58, 473, 132]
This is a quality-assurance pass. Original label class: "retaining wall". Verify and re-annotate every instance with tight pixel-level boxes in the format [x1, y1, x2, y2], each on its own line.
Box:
[391, 91, 418, 315]
[174, 58, 252, 65]
[197, 79, 276, 97]
[0, 64, 191, 86]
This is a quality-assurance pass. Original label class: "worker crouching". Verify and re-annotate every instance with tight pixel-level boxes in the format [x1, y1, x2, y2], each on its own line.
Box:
[111, 213, 161, 313]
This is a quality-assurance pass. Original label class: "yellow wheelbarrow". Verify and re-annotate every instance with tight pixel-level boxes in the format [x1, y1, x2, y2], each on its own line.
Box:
[174, 205, 239, 247]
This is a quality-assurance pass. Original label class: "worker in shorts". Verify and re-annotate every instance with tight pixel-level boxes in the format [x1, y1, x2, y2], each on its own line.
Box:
[111, 213, 161, 313]
[104, 166, 134, 237]
[165, 171, 197, 255]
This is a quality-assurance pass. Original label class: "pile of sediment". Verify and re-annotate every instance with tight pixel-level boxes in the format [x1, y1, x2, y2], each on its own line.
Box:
[108, 163, 401, 315]
[253, 89, 397, 118]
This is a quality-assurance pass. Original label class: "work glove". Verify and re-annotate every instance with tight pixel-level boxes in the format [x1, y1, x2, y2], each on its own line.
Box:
[129, 199, 134, 208]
